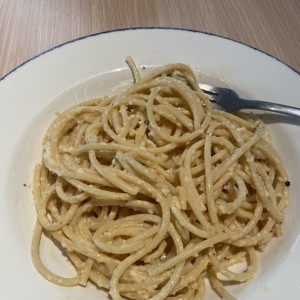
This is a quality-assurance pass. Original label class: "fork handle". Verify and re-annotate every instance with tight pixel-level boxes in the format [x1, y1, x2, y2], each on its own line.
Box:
[240, 99, 300, 118]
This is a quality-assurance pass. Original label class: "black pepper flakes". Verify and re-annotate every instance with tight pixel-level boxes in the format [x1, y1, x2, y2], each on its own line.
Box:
[285, 181, 291, 187]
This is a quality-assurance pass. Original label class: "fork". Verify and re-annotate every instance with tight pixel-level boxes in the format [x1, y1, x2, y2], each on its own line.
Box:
[199, 84, 300, 118]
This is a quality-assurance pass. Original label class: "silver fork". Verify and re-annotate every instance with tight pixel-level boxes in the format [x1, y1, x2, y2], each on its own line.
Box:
[199, 84, 300, 117]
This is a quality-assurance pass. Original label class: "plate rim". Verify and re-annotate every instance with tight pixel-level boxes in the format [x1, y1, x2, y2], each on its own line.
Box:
[1, 26, 299, 83]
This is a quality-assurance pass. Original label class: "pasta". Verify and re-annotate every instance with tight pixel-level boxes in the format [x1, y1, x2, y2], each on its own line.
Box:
[31, 58, 289, 300]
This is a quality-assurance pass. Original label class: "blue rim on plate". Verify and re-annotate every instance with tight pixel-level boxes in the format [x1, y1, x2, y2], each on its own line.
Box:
[1, 27, 299, 82]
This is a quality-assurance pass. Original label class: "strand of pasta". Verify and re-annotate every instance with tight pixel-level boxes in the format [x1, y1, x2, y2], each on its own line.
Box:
[204, 122, 221, 233]
[208, 266, 237, 300]
[209, 246, 257, 282]
[31, 222, 81, 286]
[148, 232, 231, 276]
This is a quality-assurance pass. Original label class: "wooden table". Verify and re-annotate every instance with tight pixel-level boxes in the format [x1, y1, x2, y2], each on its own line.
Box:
[0, 0, 299, 79]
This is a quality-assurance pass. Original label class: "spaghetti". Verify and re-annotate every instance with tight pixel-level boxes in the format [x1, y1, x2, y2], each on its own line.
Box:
[31, 59, 289, 300]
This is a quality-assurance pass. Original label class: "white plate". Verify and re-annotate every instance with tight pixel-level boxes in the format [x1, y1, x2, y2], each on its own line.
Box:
[0, 28, 299, 300]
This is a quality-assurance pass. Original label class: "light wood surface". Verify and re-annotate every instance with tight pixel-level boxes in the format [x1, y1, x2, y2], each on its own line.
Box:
[0, 0, 299, 79]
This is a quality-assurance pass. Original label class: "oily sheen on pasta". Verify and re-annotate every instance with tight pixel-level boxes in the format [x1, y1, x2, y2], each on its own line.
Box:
[31, 60, 289, 300]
